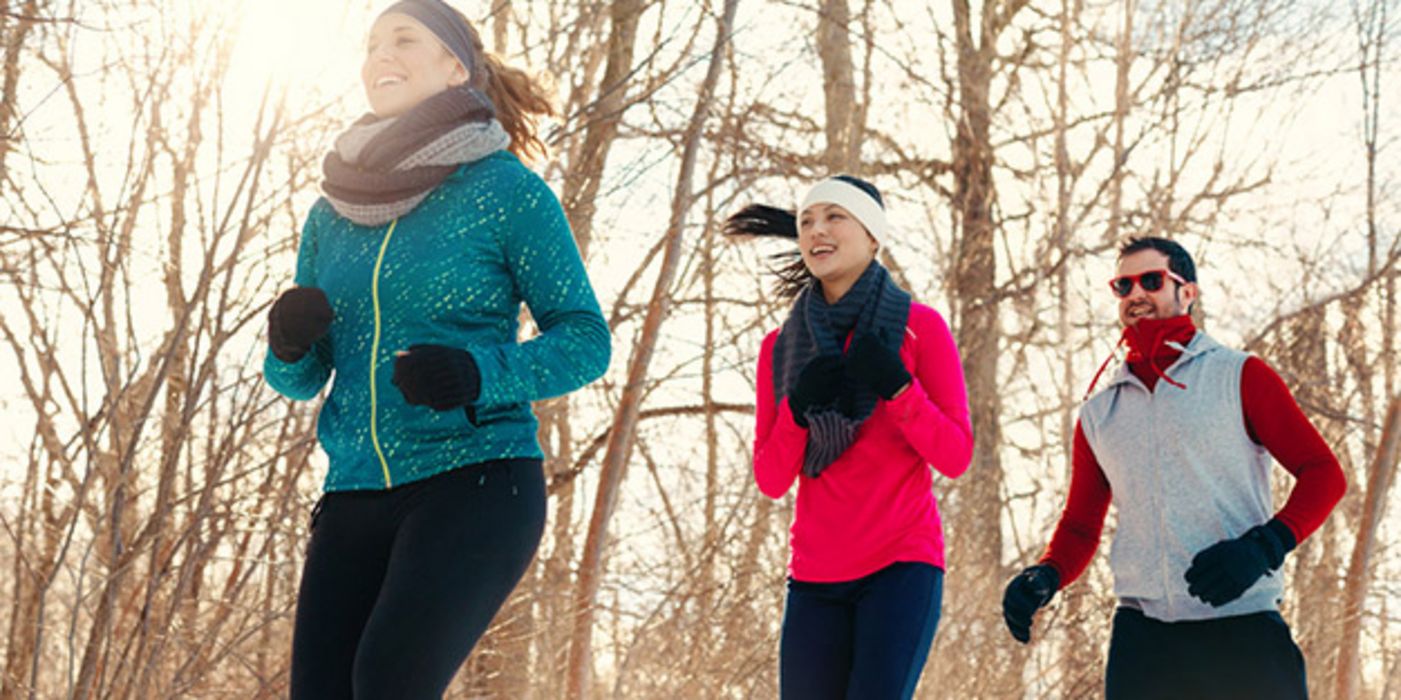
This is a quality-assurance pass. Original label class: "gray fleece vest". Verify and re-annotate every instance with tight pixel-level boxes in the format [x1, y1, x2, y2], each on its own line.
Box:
[1079, 331, 1282, 622]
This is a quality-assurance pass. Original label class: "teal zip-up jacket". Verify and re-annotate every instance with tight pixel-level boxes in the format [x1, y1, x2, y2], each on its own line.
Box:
[264, 151, 611, 491]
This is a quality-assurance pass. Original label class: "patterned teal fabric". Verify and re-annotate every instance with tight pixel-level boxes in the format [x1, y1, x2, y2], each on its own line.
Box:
[264, 151, 611, 491]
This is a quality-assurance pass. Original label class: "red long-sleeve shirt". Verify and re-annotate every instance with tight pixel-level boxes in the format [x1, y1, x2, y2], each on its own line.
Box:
[1040, 322, 1346, 585]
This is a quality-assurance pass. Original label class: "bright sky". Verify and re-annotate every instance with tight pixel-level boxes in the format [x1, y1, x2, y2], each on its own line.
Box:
[225, 1, 373, 135]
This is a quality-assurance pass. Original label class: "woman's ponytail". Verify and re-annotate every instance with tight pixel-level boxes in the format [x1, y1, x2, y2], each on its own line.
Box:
[449, 7, 555, 163]
[478, 52, 554, 163]
[723, 204, 813, 300]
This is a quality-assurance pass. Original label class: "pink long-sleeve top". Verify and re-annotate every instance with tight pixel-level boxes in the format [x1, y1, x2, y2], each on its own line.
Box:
[753, 302, 974, 582]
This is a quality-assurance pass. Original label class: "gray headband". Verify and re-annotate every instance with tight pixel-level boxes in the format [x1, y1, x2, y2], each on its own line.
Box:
[380, 0, 477, 77]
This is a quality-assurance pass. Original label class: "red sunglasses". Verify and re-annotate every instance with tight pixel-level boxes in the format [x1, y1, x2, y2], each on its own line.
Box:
[1108, 269, 1187, 298]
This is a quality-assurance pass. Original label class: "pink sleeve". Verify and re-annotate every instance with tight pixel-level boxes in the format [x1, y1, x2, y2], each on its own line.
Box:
[754, 330, 808, 498]
[883, 306, 974, 478]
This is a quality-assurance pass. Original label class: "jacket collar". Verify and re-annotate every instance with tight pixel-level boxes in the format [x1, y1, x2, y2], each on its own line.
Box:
[1102, 330, 1219, 392]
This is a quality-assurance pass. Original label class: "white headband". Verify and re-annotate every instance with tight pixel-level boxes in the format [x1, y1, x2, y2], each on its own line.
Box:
[798, 178, 889, 246]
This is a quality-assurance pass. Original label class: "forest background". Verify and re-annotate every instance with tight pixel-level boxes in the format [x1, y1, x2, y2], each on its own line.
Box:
[0, 0, 1398, 697]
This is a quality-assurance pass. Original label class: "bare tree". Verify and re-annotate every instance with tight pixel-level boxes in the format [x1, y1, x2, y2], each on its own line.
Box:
[0, 3, 336, 697]
[2, 2, 1398, 698]
[565, 2, 741, 696]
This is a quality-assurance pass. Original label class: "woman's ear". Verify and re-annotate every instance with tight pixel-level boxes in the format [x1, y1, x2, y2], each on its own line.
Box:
[446, 53, 470, 87]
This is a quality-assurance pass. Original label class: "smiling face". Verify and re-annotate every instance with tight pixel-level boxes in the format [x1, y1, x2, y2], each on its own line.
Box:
[361, 13, 469, 118]
[798, 202, 879, 301]
[1115, 249, 1198, 327]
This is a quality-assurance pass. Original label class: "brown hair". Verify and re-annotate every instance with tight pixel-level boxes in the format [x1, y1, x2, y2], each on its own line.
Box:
[451, 8, 554, 163]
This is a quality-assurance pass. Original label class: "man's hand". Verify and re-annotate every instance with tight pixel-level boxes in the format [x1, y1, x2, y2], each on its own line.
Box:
[1002, 564, 1061, 643]
[1184, 520, 1295, 607]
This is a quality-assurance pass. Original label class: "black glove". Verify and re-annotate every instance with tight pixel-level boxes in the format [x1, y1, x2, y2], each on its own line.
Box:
[786, 355, 845, 427]
[268, 287, 333, 362]
[1002, 564, 1061, 644]
[1184, 519, 1295, 607]
[391, 345, 481, 420]
[844, 334, 911, 400]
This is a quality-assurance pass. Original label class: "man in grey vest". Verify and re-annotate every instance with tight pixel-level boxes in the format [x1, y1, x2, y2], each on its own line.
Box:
[1000, 237, 1345, 699]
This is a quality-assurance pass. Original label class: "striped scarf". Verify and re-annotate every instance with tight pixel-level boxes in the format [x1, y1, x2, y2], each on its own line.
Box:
[321, 85, 511, 226]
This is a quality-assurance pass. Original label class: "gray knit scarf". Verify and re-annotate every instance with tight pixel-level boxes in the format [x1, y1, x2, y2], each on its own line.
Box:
[322, 86, 512, 226]
[772, 262, 911, 477]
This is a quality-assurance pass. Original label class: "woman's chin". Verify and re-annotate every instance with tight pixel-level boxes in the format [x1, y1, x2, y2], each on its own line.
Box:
[814, 263, 859, 283]
[804, 257, 840, 278]
[366, 95, 415, 119]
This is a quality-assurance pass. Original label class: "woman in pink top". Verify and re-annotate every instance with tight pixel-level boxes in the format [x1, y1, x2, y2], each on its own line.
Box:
[725, 175, 973, 700]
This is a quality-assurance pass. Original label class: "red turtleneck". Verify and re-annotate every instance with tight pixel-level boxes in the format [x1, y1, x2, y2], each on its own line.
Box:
[1040, 316, 1346, 586]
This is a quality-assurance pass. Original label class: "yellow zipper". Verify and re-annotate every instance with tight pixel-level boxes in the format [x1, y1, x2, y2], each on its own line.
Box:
[369, 218, 398, 488]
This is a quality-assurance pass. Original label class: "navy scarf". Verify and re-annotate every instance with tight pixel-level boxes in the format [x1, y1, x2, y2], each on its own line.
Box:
[771, 262, 911, 477]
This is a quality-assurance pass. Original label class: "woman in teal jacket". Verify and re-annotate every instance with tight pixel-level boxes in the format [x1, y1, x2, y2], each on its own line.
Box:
[262, 2, 609, 696]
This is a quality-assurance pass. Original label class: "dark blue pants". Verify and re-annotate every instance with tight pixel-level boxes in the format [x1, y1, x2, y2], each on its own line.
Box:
[780, 561, 943, 700]
[289, 458, 546, 699]
[1106, 607, 1308, 700]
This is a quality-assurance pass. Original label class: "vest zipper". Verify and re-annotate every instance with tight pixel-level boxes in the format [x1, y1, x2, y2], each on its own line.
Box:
[369, 218, 399, 488]
[1148, 384, 1172, 601]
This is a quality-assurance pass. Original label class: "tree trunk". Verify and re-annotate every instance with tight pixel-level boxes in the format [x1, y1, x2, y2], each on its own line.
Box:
[1334, 396, 1400, 700]
[0, 0, 42, 177]
[563, 2, 740, 696]
[1108, 0, 1134, 244]
[942, 1, 1028, 697]
[1053, 0, 1099, 692]
[817, 0, 858, 172]
[558, 0, 645, 260]
[490, 0, 511, 53]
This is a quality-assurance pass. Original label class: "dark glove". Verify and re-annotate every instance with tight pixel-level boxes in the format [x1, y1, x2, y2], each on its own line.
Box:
[391, 345, 481, 420]
[268, 287, 333, 362]
[844, 333, 911, 400]
[1002, 564, 1061, 643]
[787, 355, 845, 427]
[1184, 519, 1295, 607]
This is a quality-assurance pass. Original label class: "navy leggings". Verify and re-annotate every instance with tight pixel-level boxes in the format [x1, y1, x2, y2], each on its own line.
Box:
[289, 458, 546, 699]
[780, 562, 943, 700]
[1106, 607, 1308, 700]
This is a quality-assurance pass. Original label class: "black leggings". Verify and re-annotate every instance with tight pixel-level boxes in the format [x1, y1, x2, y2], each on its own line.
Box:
[289, 458, 546, 699]
[1106, 607, 1308, 700]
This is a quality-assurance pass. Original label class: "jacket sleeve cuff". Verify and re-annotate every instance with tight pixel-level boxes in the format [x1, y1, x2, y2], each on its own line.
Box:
[262, 345, 331, 401]
[1264, 518, 1298, 555]
[776, 398, 809, 437]
[886, 377, 929, 423]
